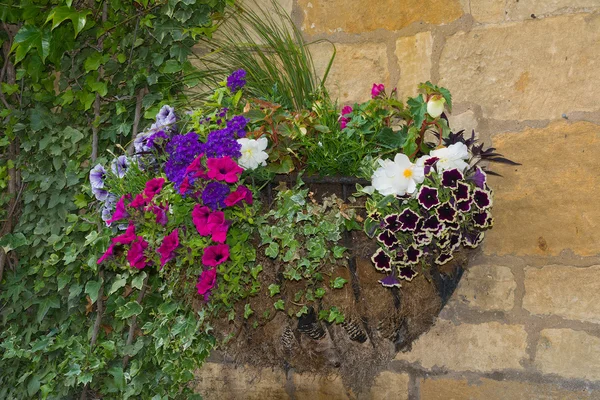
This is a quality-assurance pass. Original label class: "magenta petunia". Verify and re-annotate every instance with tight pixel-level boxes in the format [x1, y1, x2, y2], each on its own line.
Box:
[127, 236, 149, 269]
[207, 212, 230, 243]
[202, 244, 230, 267]
[206, 157, 243, 183]
[224, 185, 253, 207]
[150, 203, 168, 226]
[112, 223, 137, 245]
[143, 177, 165, 200]
[105, 195, 129, 224]
[192, 204, 212, 236]
[157, 229, 179, 266]
[341, 106, 353, 115]
[97, 243, 115, 264]
[179, 176, 191, 195]
[130, 193, 148, 208]
[196, 267, 217, 296]
[185, 154, 207, 179]
[371, 83, 385, 98]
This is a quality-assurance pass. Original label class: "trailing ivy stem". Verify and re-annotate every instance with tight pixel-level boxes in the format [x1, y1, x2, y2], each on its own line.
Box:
[122, 274, 150, 369]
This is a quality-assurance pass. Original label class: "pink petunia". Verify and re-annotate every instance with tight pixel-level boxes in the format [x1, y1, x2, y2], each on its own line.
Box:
[371, 83, 385, 98]
[157, 229, 179, 266]
[206, 211, 230, 243]
[192, 205, 212, 236]
[179, 176, 191, 195]
[112, 223, 137, 245]
[185, 154, 207, 179]
[150, 203, 169, 226]
[97, 243, 115, 264]
[202, 244, 230, 267]
[130, 193, 148, 208]
[143, 177, 165, 200]
[340, 106, 353, 130]
[206, 157, 243, 183]
[341, 106, 353, 116]
[105, 195, 129, 224]
[196, 267, 217, 296]
[224, 185, 253, 207]
[127, 236, 149, 269]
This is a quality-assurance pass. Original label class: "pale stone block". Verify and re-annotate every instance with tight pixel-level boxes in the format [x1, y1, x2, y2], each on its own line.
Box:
[293, 373, 349, 400]
[395, 32, 434, 100]
[453, 265, 516, 311]
[471, 0, 506, 23]
[369, 371, 409, 400]
[507, 0, 600, 21]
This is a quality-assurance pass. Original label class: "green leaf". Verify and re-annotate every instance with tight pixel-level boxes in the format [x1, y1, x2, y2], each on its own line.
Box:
[159, 60, 182, 73]
[45, 6, 90, 37]
[265, 242, 279, 258]
[243, 304, 253, 319]
[273, 299, 285, 311]
[64, 126, 84, 143]
[11, 25, 51, 64]
[332, 246, 346, 259]
[268, 284, 280, 297]
[375, 126, 407, 149]
[407, 94, 427, 130]
[158, 302, 178, 315]
[117, 301, 143, 319]
[314, 287, 326, 299]
[132, 272, 146, 290]
[84, 52, 103, 72]
[439, 86, 452, 112]
[0, 232, 28, 252]
[295, 305, 308, 317]
[85, 279, 102, 304]
[330, 277, 348, 289]
[27, 376, 40, 397]
[109, 276, 127, 295]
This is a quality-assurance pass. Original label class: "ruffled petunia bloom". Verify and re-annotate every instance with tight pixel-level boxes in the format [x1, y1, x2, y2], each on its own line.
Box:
[97, 243, 115, 264]
[435, 252, 453, 265]
[202, 182, 230, 210]
[196, 267, 217, 297]
[111, 155, 130, 178]
[415, 231, 433, 246]
[157, 229, 179, 266]
[454, 182, 470, 201]
[377, 230, 398, 248]
[463, 230, 485, 248]
[150, 203, 169, 226]
[371, 153, 425, 196]
[383, 214, 402, 232]
[153, 105, 177, 131]
[113, 223, 137, 245]
[417, 186, 440, 210]
[441, 168, 464, 188]
[423, 214, 442, 234]
[90, 164, 106, 189]
[127, 236, 149, 269]
[130, 193, 149, 208]
[202, 244, 230, 267]
[105, 195, 129, 225]
[224, 185, 253, 207]
[202, 211, 231, 243]
[371, 83, 385, 99]
[456, 198, 472, 212]
[144, 177, 165, 200]
[429, 142, 469, 172]
[398, 266, 417, 281]
[473, 188, 492, 209]
[92, 186, 109, 202]
[192, 205, 212, 236]
[206, 157, 243, 183]
[185, 154, 207, 179]
[437, 202, 457, 222]
[473, 210, 493, 228]
[379, 275, 401, 288]
[398, 208, 421, 231]
[371, 248, 392, 272]
[471, 167, 487, 189]
[405, 246, 422, 264]
[340, 105, 353, 129]
[448, 232, 462, 252]
[237, 137, 269, 170]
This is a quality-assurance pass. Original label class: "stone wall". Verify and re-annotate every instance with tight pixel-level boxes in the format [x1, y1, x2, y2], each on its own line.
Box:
[194, 1, 600, 398]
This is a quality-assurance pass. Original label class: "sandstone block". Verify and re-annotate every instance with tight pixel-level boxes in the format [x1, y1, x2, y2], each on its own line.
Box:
[395, 32, 434, 100]
[484, 121, 600, 257]
[395, 321, 527, 372]
[368, 371, 409, 400]
[524, 265, 600, 323]
[293, 373, 349, 400]
[535, 329, 600, 381]
[194, 363, 288, 400]
[453, 265, 516, 311]
[471, 0, 506, 23]
[448, 110, 479, 137]
[311, 42, 389, 104]
[439, 14, 600, 121]
[420, 377, 599, 399]
[298, 0, 463, 34]
[507, 0, 600, 21]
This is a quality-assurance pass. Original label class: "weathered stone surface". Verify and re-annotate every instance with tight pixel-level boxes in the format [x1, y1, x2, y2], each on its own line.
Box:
[395, 32, 434, 100]
[420, 377, 599, 399]
[439, 14, 600, 120]
[471, 0, 506, 23]
[484, 121, 600, 256]
[524, 265, 600, 323]
[453, 265, 516, 311]
[535, 329, 600, 381]
[507, 0, 600, 21]
[293, 373, 349, 400]
[194, 363, 288, 399]
[395, 321, 527, 372]
[311, 42, 389, 104]
[368, 371, 410, 400]
[448, 110, 479, 139]
[298, 0, 463, 34]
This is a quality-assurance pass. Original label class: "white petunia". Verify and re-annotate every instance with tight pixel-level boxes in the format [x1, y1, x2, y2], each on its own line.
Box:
[428, 142, 469, 172]
[371, 153, 425, 196]
[237, 137, 269, 170]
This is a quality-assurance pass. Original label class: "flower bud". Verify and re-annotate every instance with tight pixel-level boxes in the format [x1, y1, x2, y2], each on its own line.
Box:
[426, 95, 446, 118]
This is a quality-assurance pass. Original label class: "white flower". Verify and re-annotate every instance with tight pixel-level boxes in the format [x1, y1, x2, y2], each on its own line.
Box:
[237, 137, 269, 170]
[426, 95, 446, 118]
[428, 142, 469, 172]
[371, 153, 425, 196]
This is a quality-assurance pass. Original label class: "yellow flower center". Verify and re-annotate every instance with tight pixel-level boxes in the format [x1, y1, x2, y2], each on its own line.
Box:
[403, 168, 413, 178]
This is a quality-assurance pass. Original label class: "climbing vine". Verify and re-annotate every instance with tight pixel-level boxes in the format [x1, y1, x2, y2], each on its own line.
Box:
[0, 0, 231, 398]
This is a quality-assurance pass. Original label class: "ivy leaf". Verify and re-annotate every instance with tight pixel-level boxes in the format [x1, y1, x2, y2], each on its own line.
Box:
[160, 59, 182, 73]
[330, 277, 348, 289]
[45, 6, 90, 37]
[116, 301, 143, 319]
[11, 25, 51, 64]
[85, 279, 102, 304]
[314, 287, 326, 299]
[265, 242, 279, 258]
[27, 376, 40, 397]
[295, 305, 308, 318]
[243, 304, 253, 319]
[273, 299, 285, 310]
[268, 284, 280, 297]
[63, 126, 84, 143]
[0, 232, 28, 252]
[132, 272, 146, 290]
[109, 276, 127, 295]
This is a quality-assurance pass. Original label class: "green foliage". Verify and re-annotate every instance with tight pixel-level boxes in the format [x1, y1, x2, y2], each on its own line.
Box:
[0, 0, 231, 398]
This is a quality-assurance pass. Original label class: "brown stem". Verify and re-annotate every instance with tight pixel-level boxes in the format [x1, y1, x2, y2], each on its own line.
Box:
[122, 275, 149, 369]
[80, 269, 105, 400]
[127, 87, 148, 155]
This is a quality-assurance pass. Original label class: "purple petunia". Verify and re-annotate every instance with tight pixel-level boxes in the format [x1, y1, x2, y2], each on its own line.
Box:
[437, 202, 457, 222]
[471, 167, 487, 189]
[456, 199, 473, 213]
[405, 246, 422, 264]
[383, 214, 402, 232]
[152, 105, 177, 131]
[463, 230, 485, 248]
[398, 209, 421, 231]
[227, 69, 247, 92]
[423, 214, 442, 234]
[417, 186, 440, 210]
[202, 182, 231, 210]
[165, 132, 203, 187]
[377, 230, 398, 248]
[454, 182, 470, 201]
[435, 252, 453, 265]
[398, 266, 417, 281]
[90, 164, 106, 189]
[473, 210, 493, 228]
[441, 168, 463, 188]
[379, 275, 401, 288]
[371, 248, 392, 272]
[473, 188, 492, 209]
